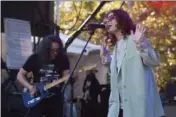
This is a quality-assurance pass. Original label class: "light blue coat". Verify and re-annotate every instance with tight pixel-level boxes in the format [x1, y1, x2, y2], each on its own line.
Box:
[108, 36, 164, 117]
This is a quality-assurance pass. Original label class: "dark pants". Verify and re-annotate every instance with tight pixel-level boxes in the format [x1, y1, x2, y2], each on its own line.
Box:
[81, 101, 99, 117]
[29, 94, 63, 117]
[118, 109, 123, 117]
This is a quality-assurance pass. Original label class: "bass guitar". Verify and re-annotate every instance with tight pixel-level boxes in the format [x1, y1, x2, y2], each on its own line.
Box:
[22, 64, 97, 108]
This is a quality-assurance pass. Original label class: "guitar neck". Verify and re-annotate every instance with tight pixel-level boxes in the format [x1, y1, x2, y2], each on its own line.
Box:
[44, 64, 96, 90]
[44, 75, 70, 90]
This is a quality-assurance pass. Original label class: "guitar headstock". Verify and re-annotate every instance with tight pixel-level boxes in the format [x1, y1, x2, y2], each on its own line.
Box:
[78, 64, 97, 73]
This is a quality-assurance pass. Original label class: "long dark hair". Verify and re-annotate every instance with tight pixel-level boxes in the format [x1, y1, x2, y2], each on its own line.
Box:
[108, 9, 136, 36]
[36, 35, 65, 65]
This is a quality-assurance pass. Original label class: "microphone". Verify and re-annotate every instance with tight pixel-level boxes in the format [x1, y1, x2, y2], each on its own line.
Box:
[84, 23, 105, 30]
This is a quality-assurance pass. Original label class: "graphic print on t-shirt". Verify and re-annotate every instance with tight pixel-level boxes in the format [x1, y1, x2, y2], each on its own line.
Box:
[39, 64, 60, 87]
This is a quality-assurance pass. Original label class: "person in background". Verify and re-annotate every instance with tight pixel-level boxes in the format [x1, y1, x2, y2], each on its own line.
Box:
[100, 9, 164, 117]
[81, 70, 101, 117]
[98, 84, 110, 117]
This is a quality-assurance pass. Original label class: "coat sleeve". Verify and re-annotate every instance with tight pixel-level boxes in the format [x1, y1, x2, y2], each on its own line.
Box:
[138, 38, 160, 68]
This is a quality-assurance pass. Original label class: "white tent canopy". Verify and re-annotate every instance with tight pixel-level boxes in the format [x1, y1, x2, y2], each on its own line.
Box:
[31, 33, 101, 55]
[60, 33, 101, 55]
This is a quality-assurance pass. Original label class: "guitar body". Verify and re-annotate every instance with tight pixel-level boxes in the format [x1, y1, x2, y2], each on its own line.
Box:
[21, 64, 97, 108]
[22, 83, 48, 108]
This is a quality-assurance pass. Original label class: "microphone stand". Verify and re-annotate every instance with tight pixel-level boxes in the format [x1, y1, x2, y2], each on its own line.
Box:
[62, 29, 95, 117]
[61, 3, 108, 117]
[61, 2, 125, 117]
[64, 1, 108, 50]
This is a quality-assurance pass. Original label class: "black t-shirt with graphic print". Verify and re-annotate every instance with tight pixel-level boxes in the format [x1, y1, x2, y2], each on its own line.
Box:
[23, 53, 70, 95]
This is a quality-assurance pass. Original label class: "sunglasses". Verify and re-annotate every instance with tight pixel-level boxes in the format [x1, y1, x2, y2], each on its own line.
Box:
[107, 13, 116, 21]
[50, 48, 59, 53]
